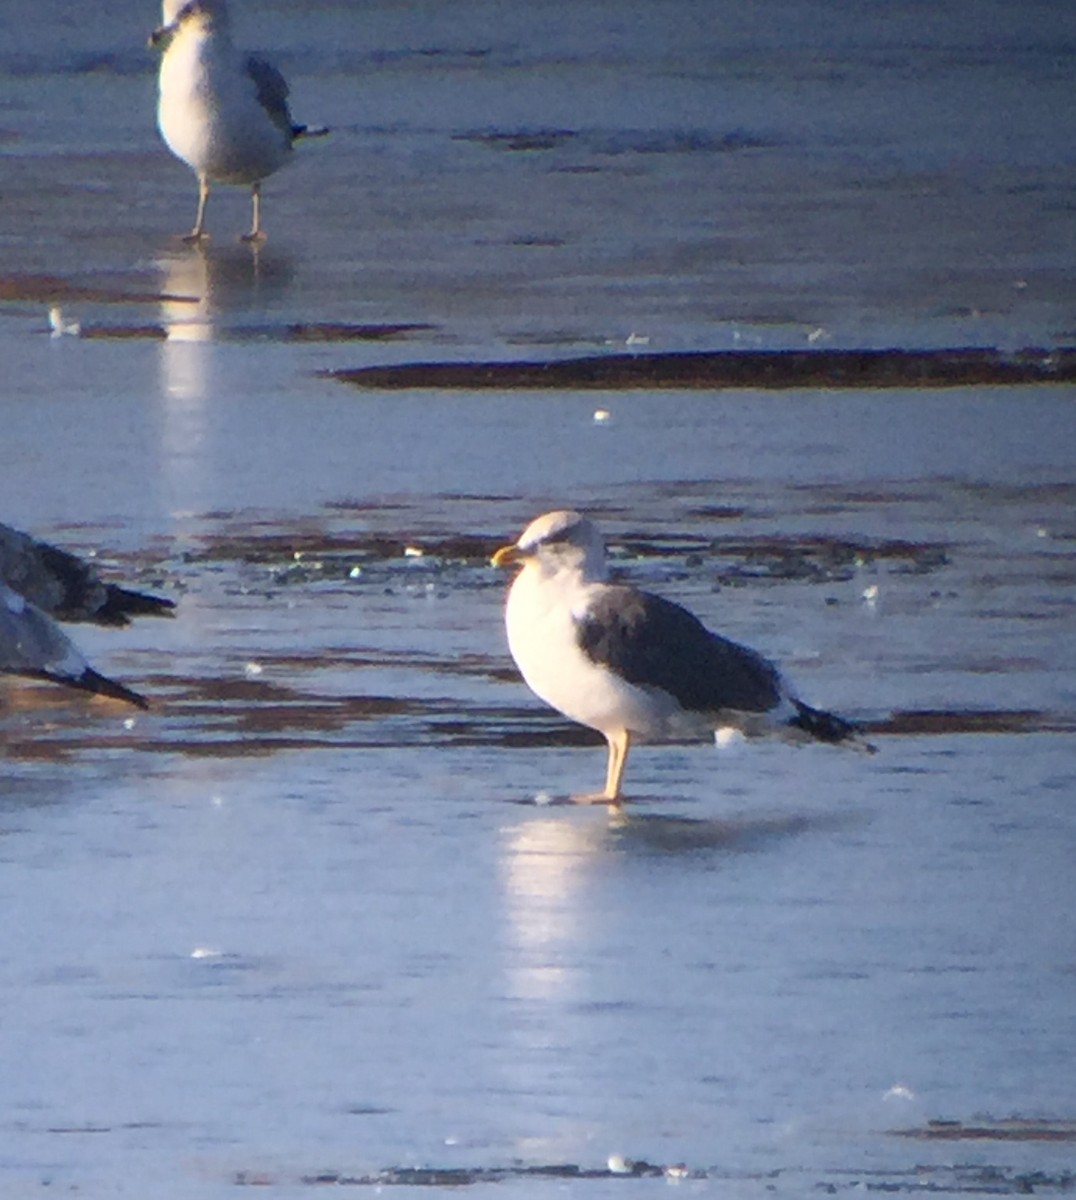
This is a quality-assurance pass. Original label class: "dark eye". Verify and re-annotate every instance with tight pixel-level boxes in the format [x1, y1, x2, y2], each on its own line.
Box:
[538, 525, 579, 548]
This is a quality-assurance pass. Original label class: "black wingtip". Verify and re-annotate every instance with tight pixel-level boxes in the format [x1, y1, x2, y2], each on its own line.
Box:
[74, 668, 150, 710]
[97, 586, 176, 626]
[789, 699, 873, 750]
[15, 667, 150, 709]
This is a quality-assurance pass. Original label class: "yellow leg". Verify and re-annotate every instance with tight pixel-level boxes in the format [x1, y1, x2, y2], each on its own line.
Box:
[183, 174, 210, 242]
[603, 729, 631, 801]
[241, 180, 267, 243]
[568, 730, 631, 805]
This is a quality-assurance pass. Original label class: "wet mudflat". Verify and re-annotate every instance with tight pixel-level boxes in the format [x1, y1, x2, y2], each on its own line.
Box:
[2, 0, 1076, 1194]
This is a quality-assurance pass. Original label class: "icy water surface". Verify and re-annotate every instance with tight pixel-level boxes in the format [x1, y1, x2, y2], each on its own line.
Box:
[2, 0, 1076, 1194]
[2, 416, 1075, 1197]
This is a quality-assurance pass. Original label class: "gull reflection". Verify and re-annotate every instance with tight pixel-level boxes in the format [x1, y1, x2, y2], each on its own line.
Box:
[160, 244, 212, 344]
[157, 250, 211, 512]
[154, 243, 295, 514]
[495, 804, 841, 1155]
[499, 815, 606, 1001]
[157, 242, 296, 341]
[498, 806, 843, 1001]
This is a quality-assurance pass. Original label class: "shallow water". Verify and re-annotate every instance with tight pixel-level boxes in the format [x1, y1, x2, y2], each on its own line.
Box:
[2, 0, 1076, 1194]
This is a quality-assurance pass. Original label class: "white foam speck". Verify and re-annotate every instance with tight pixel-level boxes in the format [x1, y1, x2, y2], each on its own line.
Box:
[48, 306, 81, 338]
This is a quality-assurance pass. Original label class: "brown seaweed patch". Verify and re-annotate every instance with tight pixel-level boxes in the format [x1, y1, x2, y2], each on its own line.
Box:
[894, 1117, 1076, 1142]
[79, 324, 168, 340]
[62, 320, 429, 343]
[182, 527, 947, 582]
[321, 346, 1076, 391]
[869, 709, 1076, 736]
[186, 529, 504, 566]
[454, 127, 578, 151]
[225, 322, 436, 344]
[246, 1160, 688, 1188]
[685, 504, 750, 521]
[0, 273, 196, 305]
[0, 684, 151, 763]
[232, 1155, 1076, 1191]
[283, 322, 435, 342]
[153, 675, 428, 746]
[711, 534, 949, 583]
[2, 661, 597, 760]
[5, 685, 1073, 762]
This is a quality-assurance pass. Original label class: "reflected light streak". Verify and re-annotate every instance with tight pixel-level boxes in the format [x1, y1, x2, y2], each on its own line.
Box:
[156, 248, 216, 563]
[160, 245, 213, 344]
[499, 816, 606, 1001]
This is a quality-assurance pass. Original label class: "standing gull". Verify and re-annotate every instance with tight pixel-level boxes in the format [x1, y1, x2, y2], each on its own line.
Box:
[151, 0, 324, 242]
[492, 510, 869, 803]
[0, 524, 174, 708]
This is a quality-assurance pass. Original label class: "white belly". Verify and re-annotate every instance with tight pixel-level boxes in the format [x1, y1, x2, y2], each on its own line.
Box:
[505, 573, 709, 742]
[158, 38, 291, 184]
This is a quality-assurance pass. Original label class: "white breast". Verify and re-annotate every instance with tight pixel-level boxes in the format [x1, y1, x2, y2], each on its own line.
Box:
[157, 31, 291, 184]
[504, 568, 696, 742]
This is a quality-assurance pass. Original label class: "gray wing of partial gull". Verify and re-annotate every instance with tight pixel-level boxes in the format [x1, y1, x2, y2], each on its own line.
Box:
[0, 522, 174, 626]
[575, 585, 784, 715]
[245, 54, 296, 136]
[0, 583, 147, 708]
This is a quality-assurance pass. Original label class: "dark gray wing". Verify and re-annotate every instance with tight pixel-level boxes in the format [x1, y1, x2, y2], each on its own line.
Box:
[245, 54, 295, 136]
[576, 585, 783, 715]
[0, 523, 174, 626]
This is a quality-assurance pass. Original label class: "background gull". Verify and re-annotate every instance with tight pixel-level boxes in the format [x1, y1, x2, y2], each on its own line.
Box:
[493, 510, 871, 804]
[151, 0, 326, 242]
[0, 524, 174, 708]
[0, 523, 175, 627]
[1, 584, 147, 708]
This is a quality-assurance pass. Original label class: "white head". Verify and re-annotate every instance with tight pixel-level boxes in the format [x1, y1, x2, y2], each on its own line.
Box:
[492, 510, 608, 582]
[155, 0, 231, 41]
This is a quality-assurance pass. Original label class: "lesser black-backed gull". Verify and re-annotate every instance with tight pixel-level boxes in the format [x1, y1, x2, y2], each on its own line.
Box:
[493, 510, 868, 803]
[151, 0, 325, 242]
[0, 524, 174, 708]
